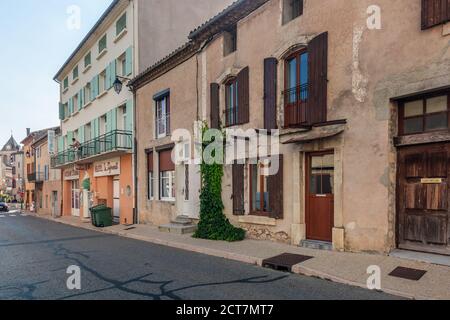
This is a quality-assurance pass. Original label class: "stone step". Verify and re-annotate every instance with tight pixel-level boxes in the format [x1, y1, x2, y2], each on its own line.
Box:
[301, 240, 333, 251]
[159, 223, 197, 235]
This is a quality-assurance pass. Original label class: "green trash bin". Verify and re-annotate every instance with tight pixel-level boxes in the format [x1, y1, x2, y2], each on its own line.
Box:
[90, 205, 113, 228]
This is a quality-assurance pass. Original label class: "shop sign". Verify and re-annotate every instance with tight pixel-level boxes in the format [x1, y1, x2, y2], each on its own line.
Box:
[94, 158, 121, 177]
[64, 169, 80, 181]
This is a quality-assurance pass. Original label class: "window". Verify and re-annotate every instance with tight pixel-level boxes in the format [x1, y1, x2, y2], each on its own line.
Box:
[63, 103, 69, 118]
[72, 66, 79, 80]
[117, 54, 127, 77]
[147, 152, 154, 200]
[421, 0, 450, 30]
[100, 115, 107, 135]
[99, 70, 107, 94]
[225, 78, 239, 127]
[116, 13, 127, 35]
[283, 0, 303, 24]
[99, 34, 107, 54]
[85, 123, 92, 141]
[84, 52, 91, 68]
[159, 149, 175, 201]
[84, 83, 91, 104]
[223, 25, 237, 56]
[250, 162, 270, 215]
[63, 77, 69, 90]
[73, 94, 79, 111]
[399, 93, 449, 135]
[155, 94, 170, 138]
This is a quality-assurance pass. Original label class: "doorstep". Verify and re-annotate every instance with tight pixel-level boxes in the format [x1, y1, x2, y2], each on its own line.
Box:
[32, 213, 450, 300]
[389, 249, 450, 267]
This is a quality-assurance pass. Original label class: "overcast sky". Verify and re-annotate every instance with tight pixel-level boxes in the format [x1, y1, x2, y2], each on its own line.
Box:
[0, 0, 111, 146]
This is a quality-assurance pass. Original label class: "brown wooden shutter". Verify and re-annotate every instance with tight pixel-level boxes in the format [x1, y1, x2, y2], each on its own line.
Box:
[264, 58, 278, 130]
[237, 67, 250, 125]
[147, 152, 153, 172]
[159, 149, 174, 172]
[422, 0, 449, 29]
[268, 155, 284, 219]
[308, 32, 328, 125]
[232, 163, 245, 215]
[210, 83, 220, 129]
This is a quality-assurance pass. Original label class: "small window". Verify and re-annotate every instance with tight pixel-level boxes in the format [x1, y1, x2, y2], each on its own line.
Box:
[84, 52, 91, 68]
[250, 161, 270, 215]
[73, 94, 79, 110]
[159, 149, 175, 201]
[155, 94, 170, 138]
[116, 13, 127, 36]
[117, 53, 126, 77]
[63, 77, 69, 90]
[72, 66, 79, 80]
[283, 0, 303, 24]
[84, 83, 91, 104]
[99, 70, 107, 93]
[223, 25, 237, 56]
[99, 35, 107, 54]
[225, 78, 239, 127]
[400, 93, 449, 135]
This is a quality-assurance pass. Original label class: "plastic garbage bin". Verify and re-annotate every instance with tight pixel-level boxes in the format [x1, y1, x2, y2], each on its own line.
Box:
[90, 205, 113, 228]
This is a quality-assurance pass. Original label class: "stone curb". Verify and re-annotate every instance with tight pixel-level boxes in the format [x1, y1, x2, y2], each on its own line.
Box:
[32, 214, 439, 300]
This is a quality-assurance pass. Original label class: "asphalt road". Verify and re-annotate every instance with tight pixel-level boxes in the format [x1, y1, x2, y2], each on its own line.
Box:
[0, 212, 401, 300]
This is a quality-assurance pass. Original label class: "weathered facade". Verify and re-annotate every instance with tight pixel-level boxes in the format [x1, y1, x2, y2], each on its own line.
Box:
[133, 0, 450, 255]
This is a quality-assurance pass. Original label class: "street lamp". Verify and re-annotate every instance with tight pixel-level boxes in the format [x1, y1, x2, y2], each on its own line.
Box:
[113, 76, 132, 95]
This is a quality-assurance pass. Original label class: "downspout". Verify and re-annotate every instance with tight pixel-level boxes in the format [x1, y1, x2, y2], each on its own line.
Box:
[131, 0, 138, 225]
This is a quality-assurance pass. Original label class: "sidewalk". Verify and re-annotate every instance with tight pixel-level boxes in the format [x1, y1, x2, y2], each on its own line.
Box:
[33, 213, 449, 300]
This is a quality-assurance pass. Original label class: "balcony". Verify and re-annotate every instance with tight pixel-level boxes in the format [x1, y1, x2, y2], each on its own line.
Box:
[27, 172, 45, 183]
[51, 130, 133, 169]
[283, 83, 309, 128]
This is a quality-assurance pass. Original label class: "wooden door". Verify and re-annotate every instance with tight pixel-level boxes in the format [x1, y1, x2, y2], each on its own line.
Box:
[306, 152, 334, 242]
[397, 143, 450, 255]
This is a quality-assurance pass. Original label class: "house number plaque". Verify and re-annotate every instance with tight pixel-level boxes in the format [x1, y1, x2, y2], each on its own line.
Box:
[420, 178, 443, 184]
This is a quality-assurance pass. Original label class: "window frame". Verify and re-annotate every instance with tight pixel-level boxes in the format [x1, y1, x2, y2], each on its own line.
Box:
[225, 77, 239, 127]
[159, 170, 175, 202]
[63, 77, 69, 90]
[84, 52, 92, 68]
[223, 25, 237, 56]
[116, 12, 127, 36]
[249, 161, 271, 217]
[72, 65, 79, 80]
[155, 94, 170, 139]
[398, 91, 450, 136]
[98, 34, 107, 54]
[283, 0, 304, 25]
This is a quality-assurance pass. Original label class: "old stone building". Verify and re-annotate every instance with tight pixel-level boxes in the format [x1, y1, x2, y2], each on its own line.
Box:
[131, 0, 450, 255]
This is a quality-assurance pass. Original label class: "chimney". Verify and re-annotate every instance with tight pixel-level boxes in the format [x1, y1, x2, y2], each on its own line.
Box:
[26, 128, 31, 136]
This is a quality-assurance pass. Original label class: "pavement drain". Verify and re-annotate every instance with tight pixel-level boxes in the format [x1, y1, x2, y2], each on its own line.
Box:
[388, 266, 427, 281]
[262, 253, 314, 273]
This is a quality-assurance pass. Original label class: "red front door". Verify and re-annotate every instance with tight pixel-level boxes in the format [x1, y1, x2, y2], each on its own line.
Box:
[306, 152, 335, 242]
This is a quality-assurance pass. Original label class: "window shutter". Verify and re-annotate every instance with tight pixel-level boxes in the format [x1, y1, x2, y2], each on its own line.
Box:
[148, 152, 154, 172]
[106, 111, 112, 133]
[79, 126, 85, 144]
[111, 60, 116, 86]
[422, 0, 449, 29]
[105, 63, 111, 89]
[237, 67, 250, 125]
[58, 136, 65, 152]
[59, 103, 65, 120]
[159, 149, 175, 172]
[78, 89, 83, 110]
[308, 32, 328, 125]
[232, 163, 245, 215]
[210, 83, 220, 129]
[68, 97, 73, 115]
[67, 131, 73, 145]
[125, 47, 133, 76]
[125, 99, 133, 132]
[268, 155, 284, 219]
[111, 107, 117, 131]
[264, 58, 278, 130]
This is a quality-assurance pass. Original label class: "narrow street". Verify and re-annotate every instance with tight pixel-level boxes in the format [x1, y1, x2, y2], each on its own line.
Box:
[0, 215, 400, 300]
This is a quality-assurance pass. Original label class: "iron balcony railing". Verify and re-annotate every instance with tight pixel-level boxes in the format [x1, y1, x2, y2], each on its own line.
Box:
[27, 172, 45, 183]
[51, 130, 133, 168]
[283, 83, 309, 127]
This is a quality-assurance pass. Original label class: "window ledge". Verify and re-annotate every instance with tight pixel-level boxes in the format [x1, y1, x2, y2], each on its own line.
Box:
[238, 215, 277, 226]
[71, 78, 79, 85]
[114, 28, 127, 43]
[83, 65, 92, 74]
[97, 90, 108, 99]
[72, 110, 79, 116]
[160, 199, 175, 204]
[62, 88, 69, 94]
[63, 117, 70, 123]
[83, 101, 92, 109]
[97, 49, 108, 61]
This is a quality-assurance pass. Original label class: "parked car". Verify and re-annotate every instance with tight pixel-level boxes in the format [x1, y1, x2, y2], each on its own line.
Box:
[0, 202, 9, 212]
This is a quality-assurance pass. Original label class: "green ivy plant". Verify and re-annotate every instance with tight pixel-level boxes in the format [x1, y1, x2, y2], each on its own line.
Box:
[193, 123, 246, 242]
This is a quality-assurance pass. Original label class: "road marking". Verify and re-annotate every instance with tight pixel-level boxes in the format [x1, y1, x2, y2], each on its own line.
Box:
[9, 215, 16, 217]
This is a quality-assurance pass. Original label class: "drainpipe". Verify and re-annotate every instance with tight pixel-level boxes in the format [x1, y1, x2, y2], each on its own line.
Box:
[131, 0, 138, 225]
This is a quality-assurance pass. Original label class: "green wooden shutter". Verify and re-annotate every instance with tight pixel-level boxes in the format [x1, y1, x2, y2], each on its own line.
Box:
[125, 99, 133, 131]
[79, 126, 85, 143]
[106, 110, 112, 133]
[111, 108, 117, 131]
[78, 89, 83, 110]
[125, 47, 133, 76]
[59, 103, 65, 120]
[68, 97, 73, 115]
[58, 136, 65, 152]
[106, 64, 111, 89]
[110, 60, 117, 87]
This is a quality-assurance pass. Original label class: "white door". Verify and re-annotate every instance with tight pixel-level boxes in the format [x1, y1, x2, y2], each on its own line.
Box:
[82, 190, 91, 219]
[113, 178, 120, 222]
[71, 181, 80, 217]
[181, 164, 200, 219]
